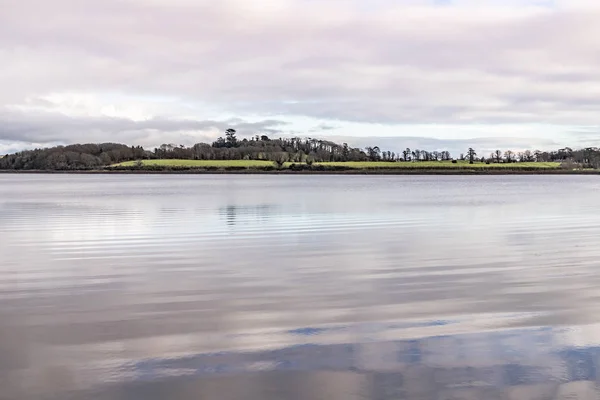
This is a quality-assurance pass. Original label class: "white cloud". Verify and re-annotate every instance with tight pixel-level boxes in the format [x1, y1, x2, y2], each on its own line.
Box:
[2, 0, 600, 152]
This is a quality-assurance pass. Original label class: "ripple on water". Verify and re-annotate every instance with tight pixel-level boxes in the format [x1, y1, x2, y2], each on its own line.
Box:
[2, 175, 600, 399]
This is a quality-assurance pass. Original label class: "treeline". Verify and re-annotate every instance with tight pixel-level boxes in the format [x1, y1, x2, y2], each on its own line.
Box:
[1, 129, 600, 170]
[0, 143, 146, 170]
[158, 130, 452, 163]
[155, 131, 375, 163]
[457, 147, 600, 168]
[0, 130, 403, 170]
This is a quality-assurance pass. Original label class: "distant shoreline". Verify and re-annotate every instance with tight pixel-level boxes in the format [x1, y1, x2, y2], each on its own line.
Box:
[1, 169, 598, 175]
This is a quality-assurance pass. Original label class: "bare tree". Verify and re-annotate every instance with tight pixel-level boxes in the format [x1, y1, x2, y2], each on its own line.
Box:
[413, 149, 421, 161]
[494, 150, 502, 163]
[504, 150, 515, 163]
[403, 148, 411, 161]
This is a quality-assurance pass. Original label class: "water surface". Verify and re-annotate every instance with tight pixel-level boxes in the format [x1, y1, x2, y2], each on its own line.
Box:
[2, 175, 600, 399]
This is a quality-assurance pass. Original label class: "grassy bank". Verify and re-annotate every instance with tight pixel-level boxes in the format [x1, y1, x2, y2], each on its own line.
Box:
[114, 159, 275, 168]
[317, 161, 560, 169]
[112, 159, 562, 171]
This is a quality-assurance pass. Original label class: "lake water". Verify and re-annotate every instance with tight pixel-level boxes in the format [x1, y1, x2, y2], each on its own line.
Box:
[2, 174, 600, 399]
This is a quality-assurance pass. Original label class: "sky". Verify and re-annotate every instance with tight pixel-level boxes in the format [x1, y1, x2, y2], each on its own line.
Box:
[2, 0, 600, 156]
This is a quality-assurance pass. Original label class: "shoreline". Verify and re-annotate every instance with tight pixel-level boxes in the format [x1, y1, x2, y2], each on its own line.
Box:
[1, 169, 598, 175]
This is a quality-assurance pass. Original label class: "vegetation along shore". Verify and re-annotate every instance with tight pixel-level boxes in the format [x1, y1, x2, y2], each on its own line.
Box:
[1, 129, 598, 174]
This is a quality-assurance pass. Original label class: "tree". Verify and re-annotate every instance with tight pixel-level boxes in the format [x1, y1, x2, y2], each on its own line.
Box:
[504, 150, 515, 163]
[494, 150, 502, 163]
[466, 148, 477, 164]
[373, 146, 381, 161]
[365, 146, 381, 161]
[342, 143, 350, 161]
[273, 152, 288, 169]
[403, 148, 411, 161]
[225, 129, 238, 148]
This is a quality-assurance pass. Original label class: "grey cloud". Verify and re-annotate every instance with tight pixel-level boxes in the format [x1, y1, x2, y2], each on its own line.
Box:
[309, 123, 338, 132]
[0, 105, 560, 156]
[3, 0, 600, 126]
[0, 141, 34, 155]
[565, 126, 600, 147]
[0, 108, 287, 148]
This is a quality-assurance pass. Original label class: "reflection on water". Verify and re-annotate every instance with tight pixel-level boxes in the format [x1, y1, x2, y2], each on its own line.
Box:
[221, 204, 278, 226]
[2, 175, 600, 399]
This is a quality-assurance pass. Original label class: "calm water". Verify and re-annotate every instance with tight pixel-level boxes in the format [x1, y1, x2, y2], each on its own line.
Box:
[2, 175, 600, 399]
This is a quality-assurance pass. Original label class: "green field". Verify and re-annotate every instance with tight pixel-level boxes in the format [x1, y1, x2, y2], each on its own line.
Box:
[113, 159, 561, 170]
[318, 161, 561, 169]
[114, 159, 275, 168]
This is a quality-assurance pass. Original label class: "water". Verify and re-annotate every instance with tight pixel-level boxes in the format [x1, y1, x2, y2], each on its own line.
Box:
[2, 174, 600, 399]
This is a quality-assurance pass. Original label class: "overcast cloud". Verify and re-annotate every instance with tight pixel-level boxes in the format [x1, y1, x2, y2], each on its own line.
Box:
[2, 0, 600, 154]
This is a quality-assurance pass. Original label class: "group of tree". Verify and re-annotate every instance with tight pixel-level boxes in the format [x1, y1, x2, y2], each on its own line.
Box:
[0, 143, 146, 170]
[453, 147, 600, 168]
[2, 129, 600, 170]
[155, 130, 457, 163]
[155, 131, 376, 163]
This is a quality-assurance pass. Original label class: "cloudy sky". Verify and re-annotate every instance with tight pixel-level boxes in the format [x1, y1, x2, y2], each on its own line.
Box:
[2, 0, 600, 156]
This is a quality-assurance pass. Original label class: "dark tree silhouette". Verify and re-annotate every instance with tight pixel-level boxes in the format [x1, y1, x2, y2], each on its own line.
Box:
[467, 148, 477, 164]
[494, 150, 502, 163]
[225, 129, 238, 148]
[504, 150, 515, 163]
[365, 146, 381, 161]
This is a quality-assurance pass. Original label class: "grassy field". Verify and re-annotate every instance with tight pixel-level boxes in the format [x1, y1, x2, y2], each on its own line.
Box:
[114, 159, 275, 168]
[113, 159, 562, 170]
[318, 161, 561, 169]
